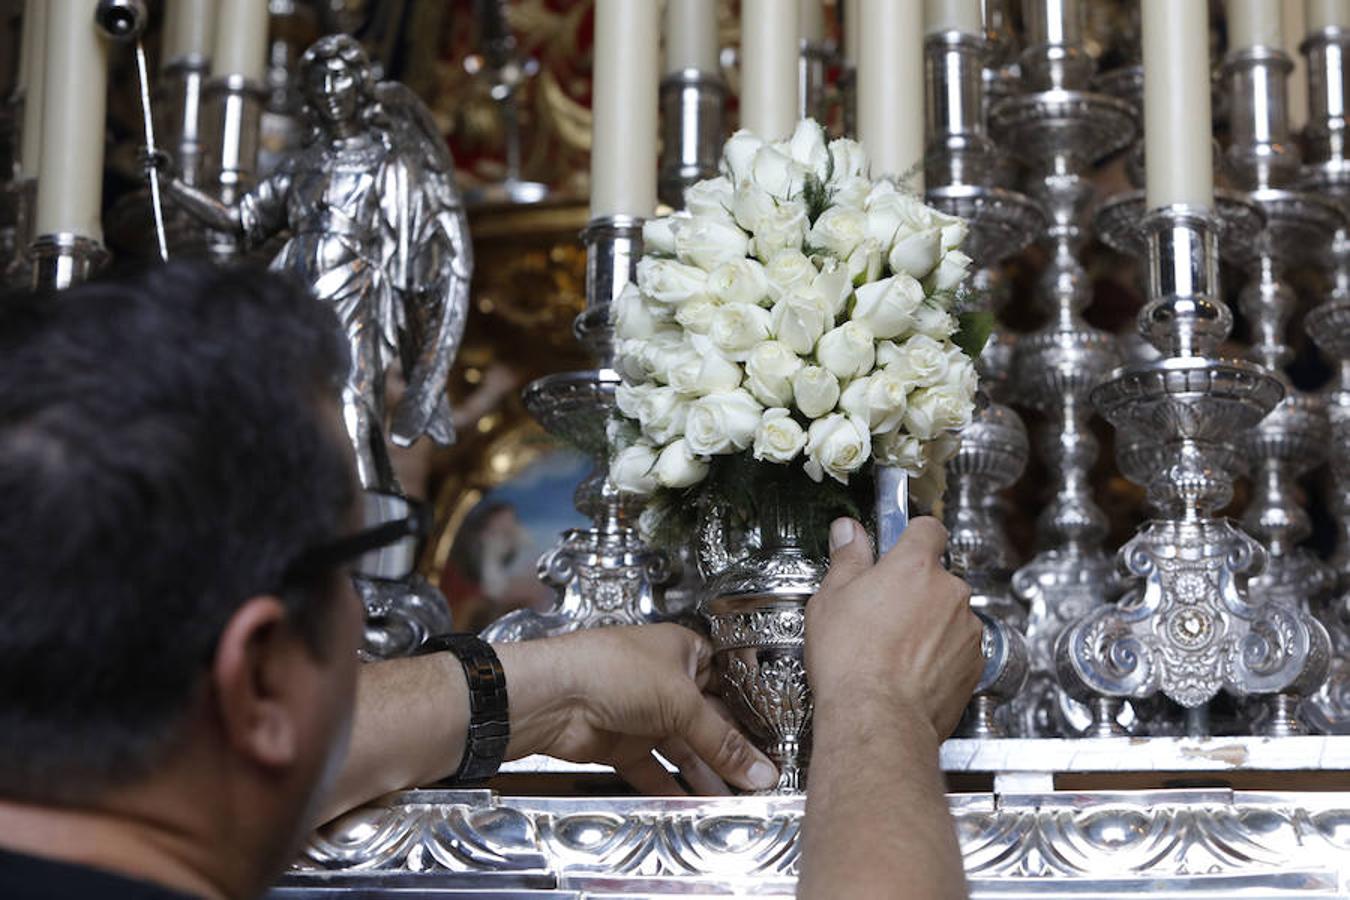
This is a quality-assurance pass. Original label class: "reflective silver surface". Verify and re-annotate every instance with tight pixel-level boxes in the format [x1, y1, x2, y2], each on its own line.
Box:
[658, 70, 727, 209]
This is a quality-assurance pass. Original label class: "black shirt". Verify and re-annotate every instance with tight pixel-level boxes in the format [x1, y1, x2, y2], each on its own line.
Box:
[0, 847, 196, 899]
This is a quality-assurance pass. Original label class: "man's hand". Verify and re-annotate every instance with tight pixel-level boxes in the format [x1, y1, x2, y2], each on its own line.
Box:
[805, 516, 983, 743]
[494, 624, 779, 795]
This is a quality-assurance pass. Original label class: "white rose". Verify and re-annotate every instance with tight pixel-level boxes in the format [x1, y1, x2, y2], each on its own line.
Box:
[839, 370, 910, 433]
[884, 334, 951, 388]
[830, 175, 872, 211]
[613, 283, 669, 340]
[708, 258, 771, 307]
[753, 407, 808, 463]
[816, 321, 877, 380]
[721, 129, 765, 184]
[851, 273, 925, 339]
[940, 218, 969, 252]
[665, 346, 743, 396]
[643, 216, 680, 256]
[845, 238, 885, 285]
[924, 249, 973, 294]
[745, 340, 804, 407]
[912, 302, 958, 339]
[684, 388, 764, 455]
[792, 365, 841, 419]
[637, 257, 710, 305]
[617, 328, 682, 383]
[615, 381, 648, 418]
[732, 179, 778, 233]
[709, 302, 773, 359]
[685, 176, 736, 223]
[888, 227, 943, 279]
[926, 431, 963, 468]
[787, 119, 831, 182]
[750, 144, 809, 199]
[751, 202, 810, 262]
[635, 386, 690, 444]
[654, 438, 710, 488]
[904, 384, 974, 440]
[874, 431, 926, 473]
[765, 249, 819, 298]
[675, 217, 750, 271]
[803, 413, 872, 484]
[808, 205, 869, 260]
[611, 443, 659, 495]
[866, 190, 950, 251]
[812, 258, 853, 317]
[674, 296, 720, 334]
[946, 350, 979, 396]
[828, 138, 869, 183]
[771, 288, 833, 355]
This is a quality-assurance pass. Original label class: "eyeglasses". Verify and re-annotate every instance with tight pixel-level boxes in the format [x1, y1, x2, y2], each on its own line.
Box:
[283, 491, 430, 586]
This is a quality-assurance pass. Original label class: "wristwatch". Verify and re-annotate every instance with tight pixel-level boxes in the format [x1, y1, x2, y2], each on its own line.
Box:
[417, 633, 510, 785]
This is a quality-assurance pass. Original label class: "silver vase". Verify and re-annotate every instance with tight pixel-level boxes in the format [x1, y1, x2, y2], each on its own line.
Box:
[697, 485, 825, 794]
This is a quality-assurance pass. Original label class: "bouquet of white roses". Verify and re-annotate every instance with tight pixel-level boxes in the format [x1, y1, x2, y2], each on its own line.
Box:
[609, 119, 980, 521]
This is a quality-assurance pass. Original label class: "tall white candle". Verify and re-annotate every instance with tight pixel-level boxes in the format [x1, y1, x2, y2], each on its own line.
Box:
[844, 0, 861, 64]
[1227, 0, 1283, 49]
[665, 0, 720, 75]
[800, 0, 825, 43]
[1143, 0, 1214, 210]
[213, 0, 269, 82]
[591, 0, 659, 219]
[1306, 0, 1350, 30]
[924, 0, 983, 35]
[34, 0, 108, 239]
[1285, 0, 1309, 130]
[164, 0, 216, 67]
[858, 0, 925, 184]
[17, 0, 47, 179]
[741, 0, 800, 139]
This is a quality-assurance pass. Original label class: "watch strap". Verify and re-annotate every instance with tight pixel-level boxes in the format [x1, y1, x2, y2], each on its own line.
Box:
[418, 633, 509, 785]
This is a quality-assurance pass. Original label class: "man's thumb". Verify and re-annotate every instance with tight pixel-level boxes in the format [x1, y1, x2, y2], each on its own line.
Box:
[818, 517, 874, 593]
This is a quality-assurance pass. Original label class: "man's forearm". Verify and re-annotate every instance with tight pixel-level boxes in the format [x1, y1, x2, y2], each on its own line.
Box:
[798, 694, 967, 900]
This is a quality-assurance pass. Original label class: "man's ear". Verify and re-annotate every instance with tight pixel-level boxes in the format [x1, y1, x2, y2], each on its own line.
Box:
[212, 596, 307, 769]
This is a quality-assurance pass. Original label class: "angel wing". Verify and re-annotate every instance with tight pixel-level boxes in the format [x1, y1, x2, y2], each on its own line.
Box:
[374, 81, 475, 448]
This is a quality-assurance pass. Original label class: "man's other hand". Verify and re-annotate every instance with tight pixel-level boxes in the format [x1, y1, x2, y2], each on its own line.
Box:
[494, 624, 779, 795]
[805, 516, 983, 743]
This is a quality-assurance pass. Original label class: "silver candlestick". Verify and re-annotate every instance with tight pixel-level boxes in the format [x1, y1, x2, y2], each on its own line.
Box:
[924, 26, 1037, 735]
[1221, 39, 1344, 641]
[1298, 21, 1350, 734]
[989, 0, 1136, 737]
[1060, 207, 1331, 737]
[658, 69, 726, 209]
[201, 73, 264, 260]
[481, 218, 677, 642]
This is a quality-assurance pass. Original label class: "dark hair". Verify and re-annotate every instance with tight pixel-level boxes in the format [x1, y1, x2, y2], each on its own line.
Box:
[0, 261, 355, 804]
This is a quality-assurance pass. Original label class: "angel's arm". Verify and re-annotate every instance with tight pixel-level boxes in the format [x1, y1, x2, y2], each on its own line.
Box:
[162, 178, 242, 235]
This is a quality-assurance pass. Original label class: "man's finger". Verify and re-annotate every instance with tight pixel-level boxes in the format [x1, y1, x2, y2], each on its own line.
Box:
[615, 751, 686, 796]
[877, 515, 948, 568]
[679, 692, 779, 792]
[816, 517, 875, 595]
[658, 736, 730, 795]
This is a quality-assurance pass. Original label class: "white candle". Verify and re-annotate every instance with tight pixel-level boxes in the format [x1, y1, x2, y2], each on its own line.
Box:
[1306, 0, 1350, 30]
[591, 0, 659, 219]
[858, 0, 925, 184]
[34, 0, 108, 239]
[800, 0, 825, 43]
[17, 0, 47, 179]
[1226, 0, 1283, 49]
[924, 0, 983, 35]
[1285, 0, 1309, 130]
[213, 0, 269, 82]
[843, 0, 861, 64]
[741, 0, 800, 139]
[665, 0, 720, 75]
[1143, 0, 1214, 210]
[164, 0, 216, 67]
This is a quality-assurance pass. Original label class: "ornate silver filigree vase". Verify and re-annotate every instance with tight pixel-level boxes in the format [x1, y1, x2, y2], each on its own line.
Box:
[698, 484, 825, 794]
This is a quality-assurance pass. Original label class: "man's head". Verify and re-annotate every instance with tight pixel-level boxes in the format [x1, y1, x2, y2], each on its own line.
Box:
[300, 35, 374, 133]
[0, 262, 363, 885]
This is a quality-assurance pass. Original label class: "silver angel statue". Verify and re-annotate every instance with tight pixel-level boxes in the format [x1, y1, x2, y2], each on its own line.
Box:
[159, 34, 472, 497]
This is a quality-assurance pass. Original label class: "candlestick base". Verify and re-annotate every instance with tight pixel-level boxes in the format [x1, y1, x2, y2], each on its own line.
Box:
[30, 233, 110, 291]
[658, 70, 727, 209]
